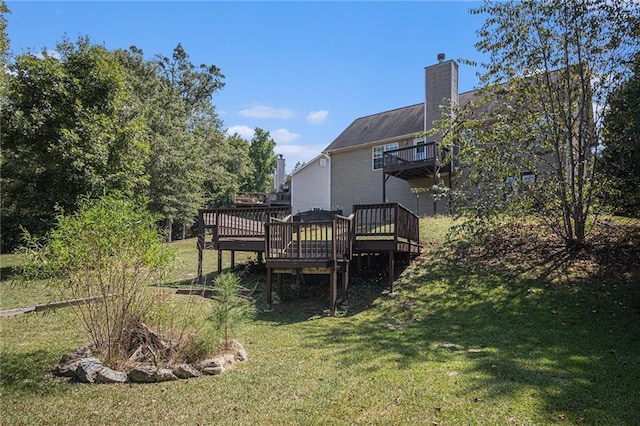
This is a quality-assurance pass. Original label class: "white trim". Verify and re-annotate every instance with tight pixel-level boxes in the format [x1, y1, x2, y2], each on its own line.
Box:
[290, 153, 330, 177]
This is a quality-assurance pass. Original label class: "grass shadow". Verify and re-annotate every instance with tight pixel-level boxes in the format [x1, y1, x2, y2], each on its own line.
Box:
[0, 349, 71, 396]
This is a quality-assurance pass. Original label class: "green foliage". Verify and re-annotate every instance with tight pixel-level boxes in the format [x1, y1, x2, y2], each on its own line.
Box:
[600, 51, 640, 217]
[119, 44, 228, 238]
[208, 273, 255, 345]
[0, 36, 247, 250]
[1, 37, 150, 251]
[0, 0, 9, 67]
[243, 128, 277, 194]
[18, 193, 175, 365]
[441, 0, 640, 246]
[204, 133, 253, 207]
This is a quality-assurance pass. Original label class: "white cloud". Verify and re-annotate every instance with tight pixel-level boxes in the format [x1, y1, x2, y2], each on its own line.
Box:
[225, 125, 254, 140]
[271, 128, 300, 144]
[239, 104, 296, 120]
[306, 110, 329, 124]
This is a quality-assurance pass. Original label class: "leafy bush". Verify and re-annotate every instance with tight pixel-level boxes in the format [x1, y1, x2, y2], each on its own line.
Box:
[19, 194, 175, 365]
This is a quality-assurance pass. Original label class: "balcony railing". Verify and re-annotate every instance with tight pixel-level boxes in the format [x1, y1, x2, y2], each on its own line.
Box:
[383, 142, 438, 167]
[382, 142, 456, 180]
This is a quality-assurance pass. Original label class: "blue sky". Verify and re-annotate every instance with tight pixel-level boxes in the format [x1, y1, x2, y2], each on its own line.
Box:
[6, 1, 487, 172]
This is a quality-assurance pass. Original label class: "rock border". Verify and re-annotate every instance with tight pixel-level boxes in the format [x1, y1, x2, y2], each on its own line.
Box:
[54, 340, 248, 384]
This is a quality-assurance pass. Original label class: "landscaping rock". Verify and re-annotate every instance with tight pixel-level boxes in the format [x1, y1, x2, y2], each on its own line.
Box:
[95, 366, 129, 384]
[231, 339, 248, 362]
[54, 345, 94, 377]
[198, 356, 226, 370]
[155, 368, 178, 382]
[54, 340, 248, 384]
[201, 366, 225, 375]
[75, 358, 103, 383]
[173, 364, 201, 379]
[128, 365, 158, 383]
[223, 353, 236, 365]
[236, 348, 248, 362]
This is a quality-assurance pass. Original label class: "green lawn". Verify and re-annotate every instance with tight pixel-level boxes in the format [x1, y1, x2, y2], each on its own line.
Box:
[1, 217, 639, 425]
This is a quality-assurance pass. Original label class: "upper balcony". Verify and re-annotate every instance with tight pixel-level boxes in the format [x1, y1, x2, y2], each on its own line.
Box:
[382, 142, 454, 180]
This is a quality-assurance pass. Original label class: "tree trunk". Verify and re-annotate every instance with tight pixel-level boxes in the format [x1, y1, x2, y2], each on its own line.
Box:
[165, 218, 173, 243]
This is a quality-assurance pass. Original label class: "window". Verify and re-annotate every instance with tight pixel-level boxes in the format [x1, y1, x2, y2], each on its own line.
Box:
[414, 138, 426, 161]
[372, 142, 399, 170]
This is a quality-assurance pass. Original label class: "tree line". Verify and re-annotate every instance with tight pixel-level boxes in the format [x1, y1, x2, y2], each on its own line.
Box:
[1, 7, 277, 251]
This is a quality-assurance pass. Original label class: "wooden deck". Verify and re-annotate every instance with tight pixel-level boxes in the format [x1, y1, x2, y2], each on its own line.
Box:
[352, 203, 421, 292]
[264, 215, 353, 315]
[197, 206, 291, 279]
[197, 203, 421, 315]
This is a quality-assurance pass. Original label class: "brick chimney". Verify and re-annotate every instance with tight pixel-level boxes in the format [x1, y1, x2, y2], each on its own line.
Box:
[424, 53, 458, 142]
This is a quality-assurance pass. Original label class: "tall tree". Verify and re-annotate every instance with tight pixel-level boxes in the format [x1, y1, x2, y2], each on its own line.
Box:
[1, 37, 149, 250]
[243, 128, 277, 194]
[128, 43, 226, 240]
[441, 0, 639, 247]
[0, 0, 9, 67]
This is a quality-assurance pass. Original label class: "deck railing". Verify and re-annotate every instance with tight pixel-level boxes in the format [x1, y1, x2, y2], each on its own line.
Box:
[265, 215, 353, 262]
[353, 203, 419, 245]
[198, 206, 291, 241]
[383, 142, 438, 167]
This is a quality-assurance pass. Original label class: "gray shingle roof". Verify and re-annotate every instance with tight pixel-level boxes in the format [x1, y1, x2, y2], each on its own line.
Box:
[323, 91, 477, 153]
[323, 103, 424, 153]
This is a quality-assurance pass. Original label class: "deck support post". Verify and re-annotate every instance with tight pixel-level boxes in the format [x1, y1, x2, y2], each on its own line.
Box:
[266, 268, 273, 311]
[230, 250, 235, 270]
[197, 236, 204, 283]
[330, 267, 337, 316]
[388, 251, 395, 293]
[356, 254, 362, 277]
[277, 272, 283, 302]
[342, 262, 350, 305]
[217, 249, 223, 275]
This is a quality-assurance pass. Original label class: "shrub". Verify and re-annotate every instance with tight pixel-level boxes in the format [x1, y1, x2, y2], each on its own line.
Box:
[19, 194, 175, 365]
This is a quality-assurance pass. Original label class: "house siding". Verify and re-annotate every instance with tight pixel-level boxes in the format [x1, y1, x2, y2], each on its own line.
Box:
[291, 155, 330, 213]
[330, 141, 448, 216]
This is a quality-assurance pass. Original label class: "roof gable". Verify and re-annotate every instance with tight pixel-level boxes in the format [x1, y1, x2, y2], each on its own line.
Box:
[323, 103, 424, 152]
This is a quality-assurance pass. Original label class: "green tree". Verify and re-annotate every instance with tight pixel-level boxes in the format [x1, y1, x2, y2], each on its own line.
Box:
[147, 44, 226, 240]
[203, 133, 253, 207]
[1, 37, 149, 251]
[243, 128, 277, 194]
[600, 50, 640, 217]
[19, 194, 175, 365]
[0, 0, 10, 67]
[116, 44, 228, 240]
[441, 0, 639, 247]
[208, 273, 255, 346]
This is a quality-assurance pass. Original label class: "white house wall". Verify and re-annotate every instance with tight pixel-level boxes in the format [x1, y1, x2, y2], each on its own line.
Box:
[291, 156, 331, 213]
